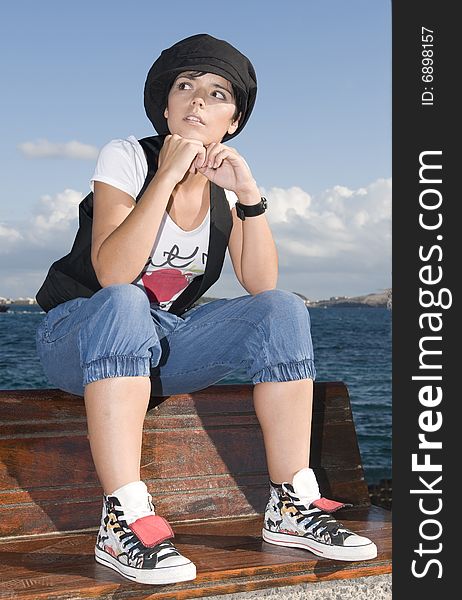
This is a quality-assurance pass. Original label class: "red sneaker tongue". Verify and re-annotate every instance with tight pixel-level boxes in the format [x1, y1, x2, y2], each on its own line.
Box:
[129, 514, 175, 547]
[311, 497, 352, 513]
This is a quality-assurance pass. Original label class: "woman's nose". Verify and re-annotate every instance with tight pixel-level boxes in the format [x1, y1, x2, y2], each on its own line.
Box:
[191, 96, 205, 107]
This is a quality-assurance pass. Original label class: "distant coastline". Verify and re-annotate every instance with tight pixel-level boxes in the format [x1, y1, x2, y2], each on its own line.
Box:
[200, 288, 392, 309]
[1, 288, 392, 309]
[299, 288, 392, 309]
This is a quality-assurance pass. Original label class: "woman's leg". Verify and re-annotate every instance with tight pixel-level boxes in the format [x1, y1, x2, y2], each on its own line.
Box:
[84, 376, 151, 495]
[253, 378, 313, 485]
[248, 290, 314, 484]
[36, 284, 197, 582]
[152, 289, 316, 483]
[36, 284, 164, 494]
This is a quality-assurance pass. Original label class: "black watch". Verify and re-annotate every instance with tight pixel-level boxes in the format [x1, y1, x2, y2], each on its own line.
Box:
[235, 196, 268, 221]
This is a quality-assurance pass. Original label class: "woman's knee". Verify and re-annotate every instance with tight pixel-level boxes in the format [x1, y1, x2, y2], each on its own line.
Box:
[252, 289, 313, 346]
[254, 289, 309, 320]
[79, 284, 158, 363]
[85, 284, 154, 334]
[243, 290, 316, 383]
[97, 284, 151, 317]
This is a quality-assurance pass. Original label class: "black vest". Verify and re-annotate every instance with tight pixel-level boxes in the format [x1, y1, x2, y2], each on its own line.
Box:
[35, 134, 233, 317]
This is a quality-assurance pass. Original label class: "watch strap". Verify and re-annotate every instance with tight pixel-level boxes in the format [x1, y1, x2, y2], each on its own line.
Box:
[236, 196, 267, 220]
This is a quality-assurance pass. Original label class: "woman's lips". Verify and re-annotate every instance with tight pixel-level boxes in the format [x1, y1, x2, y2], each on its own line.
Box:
[184, 117, 205, 126]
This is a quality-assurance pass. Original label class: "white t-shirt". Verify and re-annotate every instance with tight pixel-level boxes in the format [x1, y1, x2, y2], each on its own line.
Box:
[90, 136, 239, 311]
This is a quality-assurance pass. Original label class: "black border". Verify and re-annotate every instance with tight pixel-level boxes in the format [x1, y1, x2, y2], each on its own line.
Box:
[393, 1, 458, 594]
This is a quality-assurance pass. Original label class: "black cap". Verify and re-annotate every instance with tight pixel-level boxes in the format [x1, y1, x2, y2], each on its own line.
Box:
[144, 33, 257, 142]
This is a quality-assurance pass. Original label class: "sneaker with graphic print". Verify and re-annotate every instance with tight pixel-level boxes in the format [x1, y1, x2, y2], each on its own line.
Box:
[94, 481, 196, 584]
[262, 467, 377, 561]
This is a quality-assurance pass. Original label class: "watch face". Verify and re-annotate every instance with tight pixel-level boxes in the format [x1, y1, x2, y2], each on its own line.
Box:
[236, 204, 245, 219]
[262, 197, 268, 209]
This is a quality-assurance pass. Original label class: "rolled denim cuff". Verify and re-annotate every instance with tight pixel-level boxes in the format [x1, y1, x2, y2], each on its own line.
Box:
[83, 355, 151, 386]
[251, 358, 316, 384]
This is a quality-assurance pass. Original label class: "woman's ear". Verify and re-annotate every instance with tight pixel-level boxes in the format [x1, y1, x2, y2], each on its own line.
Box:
[164, 107, 168, 119]
[228, 112, 241, 136]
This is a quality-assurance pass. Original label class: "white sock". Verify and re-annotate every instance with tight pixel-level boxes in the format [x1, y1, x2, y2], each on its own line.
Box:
[109, 480, 154, 525]
[291, 467, 322, 507]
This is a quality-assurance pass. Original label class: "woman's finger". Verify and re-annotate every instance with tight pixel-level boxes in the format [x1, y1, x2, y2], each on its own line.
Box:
[197, 152, 225, 171]
[191, 145, 206, 170]
[196, 142, 214, 168]
[206, 142, 221, 168]
[201, 142, 226, 168]
[198, 145, 207, 168]
[211, 149, 235, 169]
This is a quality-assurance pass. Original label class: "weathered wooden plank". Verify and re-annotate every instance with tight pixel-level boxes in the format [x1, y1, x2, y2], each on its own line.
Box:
[0, 382, 390, 599]
[0, 509, 391, 600]
[0, 383, 371, 538]
[0, 382, 351, 422]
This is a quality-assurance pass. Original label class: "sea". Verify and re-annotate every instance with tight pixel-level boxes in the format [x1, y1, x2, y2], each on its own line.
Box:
[0, 304, 391, 486]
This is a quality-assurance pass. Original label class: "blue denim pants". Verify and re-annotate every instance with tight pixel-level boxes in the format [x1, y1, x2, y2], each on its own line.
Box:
[35, 284, 316, 398]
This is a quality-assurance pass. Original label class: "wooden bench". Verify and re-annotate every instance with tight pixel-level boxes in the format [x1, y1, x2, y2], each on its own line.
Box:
[0, 382, 391, 599]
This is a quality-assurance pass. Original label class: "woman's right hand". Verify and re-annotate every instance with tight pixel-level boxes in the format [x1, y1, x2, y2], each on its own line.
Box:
[156, 134, 207, 186]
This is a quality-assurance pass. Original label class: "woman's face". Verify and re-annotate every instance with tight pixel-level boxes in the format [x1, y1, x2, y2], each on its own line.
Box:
[164, 71, 241, 144]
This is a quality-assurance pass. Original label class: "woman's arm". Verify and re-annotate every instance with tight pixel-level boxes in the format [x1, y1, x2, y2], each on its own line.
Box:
[91, 172, 176, 287]
[196, 144, 278, 295]
[231, 185, 279, 294]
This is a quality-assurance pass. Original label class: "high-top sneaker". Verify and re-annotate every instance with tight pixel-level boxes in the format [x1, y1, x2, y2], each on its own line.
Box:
[94, 481, 196, 584]
[262, 467, 377, 561]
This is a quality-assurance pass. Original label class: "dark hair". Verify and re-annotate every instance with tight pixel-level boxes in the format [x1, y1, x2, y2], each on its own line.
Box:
[169, 70, 244, 125]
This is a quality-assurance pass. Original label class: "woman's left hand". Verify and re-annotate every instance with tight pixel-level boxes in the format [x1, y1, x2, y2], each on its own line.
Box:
[192, 142, 257, 197]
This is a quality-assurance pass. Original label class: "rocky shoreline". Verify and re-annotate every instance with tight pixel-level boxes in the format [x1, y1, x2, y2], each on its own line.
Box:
[295, 289, 392, 309]
[194, 288, 392, 309]
[1, 288, 392, 309]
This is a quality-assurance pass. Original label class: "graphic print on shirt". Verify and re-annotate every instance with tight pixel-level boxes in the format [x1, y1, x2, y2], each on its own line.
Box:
[132, 208, 210, 311]
[141, 244, 207, 306]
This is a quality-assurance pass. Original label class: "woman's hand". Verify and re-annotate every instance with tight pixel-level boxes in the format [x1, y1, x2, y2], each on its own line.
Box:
[156, 134, 207, 187]
[193, 142, 257, 197]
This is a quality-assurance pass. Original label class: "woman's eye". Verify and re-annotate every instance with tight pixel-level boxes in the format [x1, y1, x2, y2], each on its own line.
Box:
[177, 81, 226, 99]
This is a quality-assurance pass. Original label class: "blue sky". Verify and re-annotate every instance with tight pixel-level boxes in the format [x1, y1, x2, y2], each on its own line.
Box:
[0, 0, 391, 300]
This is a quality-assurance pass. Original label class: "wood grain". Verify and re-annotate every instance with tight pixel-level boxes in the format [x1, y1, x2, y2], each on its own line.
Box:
[0, 382, 391, 598]
[0, 509, 391, 599]
[0, 382, 371, 538]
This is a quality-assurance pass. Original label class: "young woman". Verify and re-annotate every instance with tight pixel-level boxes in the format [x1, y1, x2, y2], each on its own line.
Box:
[35, 33, 377, 586]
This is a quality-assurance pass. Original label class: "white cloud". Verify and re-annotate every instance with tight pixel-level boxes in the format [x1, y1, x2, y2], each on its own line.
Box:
[0, 178, 391, 301]
[18, 139, 99, 160]
[30, 189, 83, 241]
[262, 186, 312, 223]
[0, 189, 83, 255]
[259, 177, 391, 264]
[212, 177, 392, 300]
[0, 223, 24, 250]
